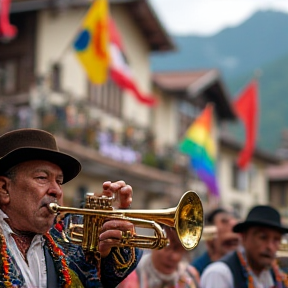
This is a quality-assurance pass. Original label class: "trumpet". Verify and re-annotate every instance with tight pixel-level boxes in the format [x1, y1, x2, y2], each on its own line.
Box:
[49, 191, 203, 264]
[201, 225, 217, 241]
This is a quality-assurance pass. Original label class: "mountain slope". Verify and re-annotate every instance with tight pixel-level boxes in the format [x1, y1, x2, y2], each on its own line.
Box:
[151, 10, 288, 80]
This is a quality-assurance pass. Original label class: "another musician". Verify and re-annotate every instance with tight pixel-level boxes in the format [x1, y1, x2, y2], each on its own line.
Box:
[201, 205, 288, 288]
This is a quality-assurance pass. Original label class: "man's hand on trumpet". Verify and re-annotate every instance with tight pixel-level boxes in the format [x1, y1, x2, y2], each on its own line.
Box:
[99, 180, 135, 258]
[102, 180, 133, 208]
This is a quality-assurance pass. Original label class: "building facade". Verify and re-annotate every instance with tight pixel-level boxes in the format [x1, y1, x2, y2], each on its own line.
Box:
[0, 0, 280, 220]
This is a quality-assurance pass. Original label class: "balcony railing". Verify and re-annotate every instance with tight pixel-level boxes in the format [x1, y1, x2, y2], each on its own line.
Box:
[0, 101, 190, 175]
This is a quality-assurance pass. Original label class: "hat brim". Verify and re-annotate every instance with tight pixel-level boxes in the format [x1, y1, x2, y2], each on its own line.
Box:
[0, 147, 81, 184]
[233, 220, 288, 234]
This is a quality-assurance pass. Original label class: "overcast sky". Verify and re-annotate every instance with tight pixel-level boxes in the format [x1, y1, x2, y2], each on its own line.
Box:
[149, 0, 288, 35]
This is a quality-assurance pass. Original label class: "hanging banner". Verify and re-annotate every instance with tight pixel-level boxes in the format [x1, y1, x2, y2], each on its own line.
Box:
[0, 0, 17, 41]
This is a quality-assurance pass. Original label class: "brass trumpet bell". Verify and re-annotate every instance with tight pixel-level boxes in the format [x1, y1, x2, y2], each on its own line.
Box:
[49, 191, 203, 260]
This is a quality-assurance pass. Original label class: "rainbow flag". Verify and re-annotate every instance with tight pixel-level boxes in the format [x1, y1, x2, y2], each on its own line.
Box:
[73, 0, 109, 84]
[179, 104, 219, 196]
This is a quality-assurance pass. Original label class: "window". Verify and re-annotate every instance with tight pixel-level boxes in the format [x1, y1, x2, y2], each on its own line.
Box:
[51, 63, 62, 92]
[0, 59, 18, 95]
[269, 182, 288, 208]
[0, 12, 36, 96]
[88, 77, 123, 118]
[232, 163, 249, 191]
[232, 203, 242, 218]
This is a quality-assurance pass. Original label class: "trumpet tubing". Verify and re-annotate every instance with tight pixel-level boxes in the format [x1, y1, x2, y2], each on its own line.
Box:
[49, 191, 203, 262]
[201, 225, 217, 241]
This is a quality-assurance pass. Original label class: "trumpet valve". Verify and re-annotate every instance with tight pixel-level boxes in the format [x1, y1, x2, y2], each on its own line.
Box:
[86, 194, 113, 210]
[121, 231, 133, 245]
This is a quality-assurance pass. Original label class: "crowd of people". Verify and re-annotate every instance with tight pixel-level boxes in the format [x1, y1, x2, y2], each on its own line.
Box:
[0, 128, 288, 288]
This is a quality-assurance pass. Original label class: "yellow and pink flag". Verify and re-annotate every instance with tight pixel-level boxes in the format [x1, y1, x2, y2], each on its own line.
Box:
[73, 0, 110, 84]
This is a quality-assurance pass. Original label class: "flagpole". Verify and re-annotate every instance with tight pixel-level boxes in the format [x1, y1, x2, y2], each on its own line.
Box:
[45, 0, 111, 82]
[54, 5, 91, 65]
[55, 0, 112, 65]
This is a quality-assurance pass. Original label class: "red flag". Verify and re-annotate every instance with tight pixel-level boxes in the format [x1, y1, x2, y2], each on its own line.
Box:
[0, 0, 17, 41]
[233, 80, 258, 169]
[108, 18, 157, 106]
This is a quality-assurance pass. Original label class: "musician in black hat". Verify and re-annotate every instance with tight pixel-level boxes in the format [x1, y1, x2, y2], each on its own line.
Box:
[201, 205, 288, 288]
[0, 128, 141, 288]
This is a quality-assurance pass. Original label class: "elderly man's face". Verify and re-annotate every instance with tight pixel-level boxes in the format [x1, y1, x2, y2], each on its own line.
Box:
[0, 160, 63, 234]
[242, 226, 282, 274]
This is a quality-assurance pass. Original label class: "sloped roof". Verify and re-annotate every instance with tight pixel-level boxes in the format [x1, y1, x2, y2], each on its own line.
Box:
[121, 0, 175, 52]
[220, 132, 280, 165]
[153, 69, 236, 121]
[11, 0, 175, 52]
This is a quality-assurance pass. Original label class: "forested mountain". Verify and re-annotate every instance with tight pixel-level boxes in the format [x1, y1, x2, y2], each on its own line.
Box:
[150, 10, 288, 152]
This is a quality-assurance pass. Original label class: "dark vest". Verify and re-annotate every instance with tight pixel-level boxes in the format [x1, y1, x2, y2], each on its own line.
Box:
[220, 251, 279, 288]
[44, 246, 58, 288]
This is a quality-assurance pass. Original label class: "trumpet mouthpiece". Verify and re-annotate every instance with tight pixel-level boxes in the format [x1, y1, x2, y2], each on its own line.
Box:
[48, 203, 59, 214]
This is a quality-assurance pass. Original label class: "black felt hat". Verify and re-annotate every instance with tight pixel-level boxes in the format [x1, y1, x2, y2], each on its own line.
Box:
[233, 205, 288, 234]
[0, 128, 81, 184]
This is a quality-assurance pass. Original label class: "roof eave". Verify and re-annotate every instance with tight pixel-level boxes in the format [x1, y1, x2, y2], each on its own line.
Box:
[153, 69, 237, 121]
[187, 69, 236, 121]
[220, 134, 280, 165]
[11, 0, 175, 52]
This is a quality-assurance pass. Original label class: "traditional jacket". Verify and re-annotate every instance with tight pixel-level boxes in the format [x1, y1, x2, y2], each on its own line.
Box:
[0, 221, 142, 288]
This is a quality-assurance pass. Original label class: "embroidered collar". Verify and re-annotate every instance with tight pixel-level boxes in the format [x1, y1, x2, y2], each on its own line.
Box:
[0, 220, 73, 288]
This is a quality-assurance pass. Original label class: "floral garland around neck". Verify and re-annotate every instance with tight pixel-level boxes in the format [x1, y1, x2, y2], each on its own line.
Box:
[237, 250, 288, 288]
[44, 232, 72, 288]
[0, 230, 73, 288]
[0, 232, 23, 287]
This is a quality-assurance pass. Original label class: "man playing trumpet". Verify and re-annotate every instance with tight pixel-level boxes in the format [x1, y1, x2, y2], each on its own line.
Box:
[0, 128, 142, 288]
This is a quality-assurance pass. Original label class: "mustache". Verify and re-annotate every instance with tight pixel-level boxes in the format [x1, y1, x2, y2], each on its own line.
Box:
[40, 197, 58, 208]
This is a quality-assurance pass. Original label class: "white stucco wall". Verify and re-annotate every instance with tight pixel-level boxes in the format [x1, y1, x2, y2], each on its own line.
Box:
[36, 9, 88, 98]
[36, 4, 153, 130]
[151, 90, 178, 147]
[218, 148, 269, 217]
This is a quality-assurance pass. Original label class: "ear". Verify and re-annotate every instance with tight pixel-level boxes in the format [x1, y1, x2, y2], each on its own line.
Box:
[0, 176, 10, 205]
